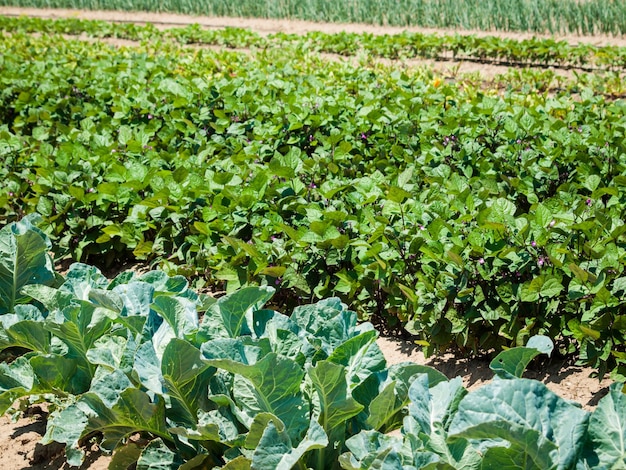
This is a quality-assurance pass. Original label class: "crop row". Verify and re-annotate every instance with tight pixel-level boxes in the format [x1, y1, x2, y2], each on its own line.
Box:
[4, 15, 626, 71]
[1, 0, 626, 35]
[3, 27, 626, 377]
[1, 217, 625, 469]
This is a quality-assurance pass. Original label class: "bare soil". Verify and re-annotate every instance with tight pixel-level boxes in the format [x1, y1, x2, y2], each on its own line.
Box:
[0, 7, 618, 468]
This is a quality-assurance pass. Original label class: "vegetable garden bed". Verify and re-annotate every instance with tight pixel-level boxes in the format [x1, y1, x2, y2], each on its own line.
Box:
[2, 11, 626, 469]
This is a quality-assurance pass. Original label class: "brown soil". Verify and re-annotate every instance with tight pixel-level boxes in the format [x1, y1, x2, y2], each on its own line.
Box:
[0, 6, 618, 468]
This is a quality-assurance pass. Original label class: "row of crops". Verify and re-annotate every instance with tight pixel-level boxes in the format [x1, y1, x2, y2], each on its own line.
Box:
[2, 0, 626, 35]
[3, 18, 626, 379]
[3, 216, 626, 469]
[3, 13, 626, 469]
[5, 16, 626, 71]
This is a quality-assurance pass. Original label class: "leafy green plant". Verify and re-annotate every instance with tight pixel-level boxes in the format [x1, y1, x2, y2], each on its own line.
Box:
[2, 0, 626, 35]
[2, 219, 626, 469]
[2, 22, 626, 377]
[3, 16, 626, 71]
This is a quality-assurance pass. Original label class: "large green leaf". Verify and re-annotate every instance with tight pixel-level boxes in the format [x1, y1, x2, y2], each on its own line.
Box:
[490, 335, 554, 379]
[41, 403, 89, 467]
[584, 382, 626, 468]
[0, 216, 55, 314]
[327, 329, 386, 387]
[251, 419, 328, 470]
[0, 305, 50, 353]
[409, 374, 466, 436]
[364, 363, 447, 433]
[136, 438, 182, 470]
[308, 360, 363, 466]
[204, 352, 310, 441]
[449, 378, 589, 470]
[340, 430, 425, 469]
[81, 388, 172, 450]
[45, 302, 113, 390]
[151, 295, 199, 340]
[161, 338, 215, 427]
[0, 356, 35, 415]
[198, 286, 274, 340]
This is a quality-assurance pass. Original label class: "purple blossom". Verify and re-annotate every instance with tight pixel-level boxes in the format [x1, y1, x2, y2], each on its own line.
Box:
[531, 240, 537, 248]
[549, 220, 556, 228]
[8, 192, 14, 197]
[275, 277, 282, 285]
[478, 258, 485, 265]
[419, 225, 426, 231]
[516, 139, 522, 144]
[586, 198, 592, 207]
[270, 236, 277, 241]
[360, 133, 368, 141]
[147, 114, 153, 120]
[537, 257, 545, 267]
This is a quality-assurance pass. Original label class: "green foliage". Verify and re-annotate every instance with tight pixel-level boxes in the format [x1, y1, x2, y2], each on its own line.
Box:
[3, 19, 626, 377]
[2, 219, 626, 470]
[3, 16, 626, 71]
[1, 0, 626, 35]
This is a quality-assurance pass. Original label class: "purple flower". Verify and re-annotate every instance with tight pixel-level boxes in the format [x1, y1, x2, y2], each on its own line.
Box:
[537, 257, 545, 267]
[270, 236, 277, 241]
[531, 240, 537, 247]
[147, 114, 153, 120]
[516, 139, 522, 144]
[586, 198, 592, 207]
[360, 133, 368, 140]
[549, 220, 556, 228]
[275, 277, 282, 285]
[309, 182, 316, 189]
[419, 225, 426, 231]
[8, 192, 14, 197]
[478, 258, 484, 265]
[309, 134, 314, 142]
